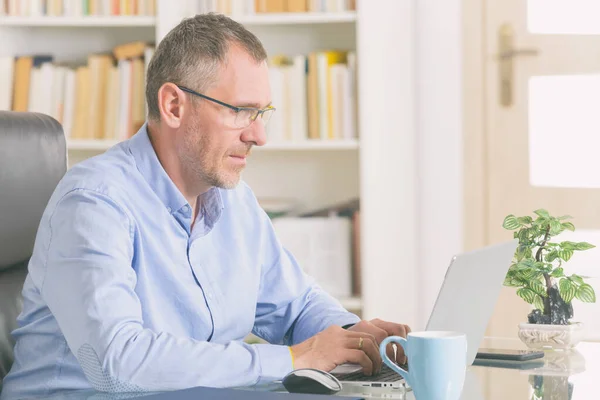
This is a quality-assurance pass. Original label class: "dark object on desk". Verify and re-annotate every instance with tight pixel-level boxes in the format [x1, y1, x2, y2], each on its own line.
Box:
[282, 368, 342, 395]
[476, 348, 544, 362]
[528, 285, 573, 325]
[474, 357, 545, 370]
[138, 385, 361, 400]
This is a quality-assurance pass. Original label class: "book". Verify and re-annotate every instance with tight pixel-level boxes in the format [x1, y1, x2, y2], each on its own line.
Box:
[1, 0, 156, 16]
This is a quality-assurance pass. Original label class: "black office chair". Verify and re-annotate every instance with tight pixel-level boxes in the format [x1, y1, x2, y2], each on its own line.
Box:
[0, 111, 66, 388]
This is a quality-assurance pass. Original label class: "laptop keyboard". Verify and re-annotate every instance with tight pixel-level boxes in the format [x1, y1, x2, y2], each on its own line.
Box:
[336, 363, 408, 382]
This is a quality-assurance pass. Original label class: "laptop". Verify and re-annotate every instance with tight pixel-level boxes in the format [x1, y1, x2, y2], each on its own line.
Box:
[331, 239, 518, 391]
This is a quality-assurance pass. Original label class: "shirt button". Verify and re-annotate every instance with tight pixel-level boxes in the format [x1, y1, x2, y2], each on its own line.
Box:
[167, 207, 172, 213]
[183, 205, 190, 213]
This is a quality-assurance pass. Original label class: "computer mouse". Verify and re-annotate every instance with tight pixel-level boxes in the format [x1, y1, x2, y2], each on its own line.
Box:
[282, 368, 342, 395]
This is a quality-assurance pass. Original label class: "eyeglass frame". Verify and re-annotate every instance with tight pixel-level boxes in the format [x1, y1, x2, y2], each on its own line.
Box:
[176, 84, 276, 127]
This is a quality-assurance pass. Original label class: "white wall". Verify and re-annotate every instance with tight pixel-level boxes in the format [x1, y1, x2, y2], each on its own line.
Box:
[415, 0, 464, 330]
[357, 0, 419, 328]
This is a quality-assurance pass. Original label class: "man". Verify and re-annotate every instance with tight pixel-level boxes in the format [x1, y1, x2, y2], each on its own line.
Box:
[1, 13, 410, 399]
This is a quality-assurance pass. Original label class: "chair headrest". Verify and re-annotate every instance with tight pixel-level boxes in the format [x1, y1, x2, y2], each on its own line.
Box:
[0, 111, 67, 271]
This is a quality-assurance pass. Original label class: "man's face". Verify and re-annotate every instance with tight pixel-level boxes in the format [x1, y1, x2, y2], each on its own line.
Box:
[178, 45, 271, 190]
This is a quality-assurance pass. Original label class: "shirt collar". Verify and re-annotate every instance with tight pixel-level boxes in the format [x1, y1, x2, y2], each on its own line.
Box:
[127, 123, 224, 217]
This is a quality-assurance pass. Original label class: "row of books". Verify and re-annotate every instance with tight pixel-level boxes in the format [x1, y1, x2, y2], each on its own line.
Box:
[267, 197, 361, 298]
[0, 0, 156, 16]
[194, 0, 356, 15]
[0, 41, 155, 141]
[268, 51, 357, 142]
[0, 45, 357, 142]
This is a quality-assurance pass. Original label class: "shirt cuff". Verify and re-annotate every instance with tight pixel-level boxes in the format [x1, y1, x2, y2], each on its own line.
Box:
[335, 313, 361, 329]
[254, 343, 294, 385]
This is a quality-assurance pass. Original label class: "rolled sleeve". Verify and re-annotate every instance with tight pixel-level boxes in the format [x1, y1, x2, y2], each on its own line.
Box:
[255, 344, 294, 384]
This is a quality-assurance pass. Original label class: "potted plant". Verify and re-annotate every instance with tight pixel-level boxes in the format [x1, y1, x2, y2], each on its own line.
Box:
[502, 209, 596, 350]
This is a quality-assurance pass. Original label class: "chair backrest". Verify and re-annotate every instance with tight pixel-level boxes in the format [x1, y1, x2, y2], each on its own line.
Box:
[0, 111, 66, 383]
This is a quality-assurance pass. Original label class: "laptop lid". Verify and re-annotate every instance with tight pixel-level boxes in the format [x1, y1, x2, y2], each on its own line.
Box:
[425, 239, 518, 366]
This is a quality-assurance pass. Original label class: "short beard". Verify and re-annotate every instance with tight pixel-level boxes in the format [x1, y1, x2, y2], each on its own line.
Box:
[178, 115, 243, 190]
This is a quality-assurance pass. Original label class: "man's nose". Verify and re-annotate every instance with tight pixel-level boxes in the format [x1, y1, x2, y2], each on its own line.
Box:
[241, 118, 267, 147]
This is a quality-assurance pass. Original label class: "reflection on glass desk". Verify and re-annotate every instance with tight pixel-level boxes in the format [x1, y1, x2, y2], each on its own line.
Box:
[15, 337, 600, 400]
[257, 337, 600, 400]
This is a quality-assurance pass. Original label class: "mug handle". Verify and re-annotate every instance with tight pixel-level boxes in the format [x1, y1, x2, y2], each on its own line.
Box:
[380, 336, 409, 382]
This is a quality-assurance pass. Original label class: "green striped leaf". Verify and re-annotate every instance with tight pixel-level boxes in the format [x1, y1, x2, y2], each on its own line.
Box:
[502, 215, 520, 230]
[534, 209, 550, 219]
[518, 216, 533, 225]
[559, 279, 577, 303]
[569, 275, 584, 285]
[517, 228, 531, 243]
[517, 288, 536, 304]
[529, 280, 547, 297]
[576, 242, 595, 251]
[533, 295, 545, 311]
[561, 222, 575, 231]
[576, 284, 596, 303]
[545, 251, 559, 262]
[560, 249, 574, 262]
[550, 219, 563, 235]
[560, 241, 577, 250]
[550, 268, 564, 278]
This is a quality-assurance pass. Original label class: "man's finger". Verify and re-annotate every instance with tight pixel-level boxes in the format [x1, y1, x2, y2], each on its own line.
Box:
[395, 342, 407, 365]
[347, 323, 388, 347]
[344, 330, 378, 345]
[361, 336, 382, 374]
[345, 349, 374, 376]
[371, 319, 409, 339]
[385, 343, 395, 365]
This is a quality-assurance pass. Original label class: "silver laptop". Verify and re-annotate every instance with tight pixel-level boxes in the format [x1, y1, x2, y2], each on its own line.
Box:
[331, 239, 518, 391]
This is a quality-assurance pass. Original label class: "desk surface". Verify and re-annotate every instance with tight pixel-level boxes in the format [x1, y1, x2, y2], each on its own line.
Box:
[21, 337, 600, 400]
[333, 337, 600, 399]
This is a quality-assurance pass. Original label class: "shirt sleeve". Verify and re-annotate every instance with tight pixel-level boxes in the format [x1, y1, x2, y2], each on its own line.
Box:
[252, 209, 361, 347]
[41, 189, 293, 393]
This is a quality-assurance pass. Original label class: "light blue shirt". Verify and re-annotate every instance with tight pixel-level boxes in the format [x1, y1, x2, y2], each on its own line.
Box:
[1, 125, 359, 399]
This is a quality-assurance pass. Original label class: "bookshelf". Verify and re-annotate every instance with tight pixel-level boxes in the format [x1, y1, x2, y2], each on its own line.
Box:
[67, 138, 360, 151]
[1, 0, 417, 326]
[0, 16, 156, 26]
[233, 11, 356, 25]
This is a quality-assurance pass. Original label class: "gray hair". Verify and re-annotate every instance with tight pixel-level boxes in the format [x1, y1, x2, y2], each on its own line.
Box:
[145, 13, 268, 122]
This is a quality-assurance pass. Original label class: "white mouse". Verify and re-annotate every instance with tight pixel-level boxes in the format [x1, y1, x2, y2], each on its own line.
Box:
[282, 368, 342, 395]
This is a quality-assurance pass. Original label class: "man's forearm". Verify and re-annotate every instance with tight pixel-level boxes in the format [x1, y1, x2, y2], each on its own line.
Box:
[288, 284, 361, 345]
[73, 323, 293, 392]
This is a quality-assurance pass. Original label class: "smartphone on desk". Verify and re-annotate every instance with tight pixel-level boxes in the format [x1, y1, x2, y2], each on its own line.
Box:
[476, 348, 545, 361]
[473, 357, 545, 370]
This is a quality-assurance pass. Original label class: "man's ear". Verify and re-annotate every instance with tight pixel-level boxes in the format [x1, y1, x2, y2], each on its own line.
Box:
[157, 83, 187, 129]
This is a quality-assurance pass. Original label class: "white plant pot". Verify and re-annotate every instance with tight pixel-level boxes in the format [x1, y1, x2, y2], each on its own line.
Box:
[518, 322, 585, 350]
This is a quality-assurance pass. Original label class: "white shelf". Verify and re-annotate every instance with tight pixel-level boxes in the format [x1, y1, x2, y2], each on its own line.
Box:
[232, 12, 356, 25]
[67, 139, 119, 150]
[339, 297, 362, 310]
[67, 139, 359, 151]
[0, 16, 156, 27]
[259, 140, 359, 151]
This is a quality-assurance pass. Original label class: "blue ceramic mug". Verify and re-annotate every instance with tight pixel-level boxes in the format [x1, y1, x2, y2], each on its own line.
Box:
[380, 331, 467, 400]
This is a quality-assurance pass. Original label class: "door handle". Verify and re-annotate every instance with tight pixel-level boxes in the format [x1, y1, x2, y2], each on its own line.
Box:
[498, 48, 540, 60]
[498, 24, 540, 107]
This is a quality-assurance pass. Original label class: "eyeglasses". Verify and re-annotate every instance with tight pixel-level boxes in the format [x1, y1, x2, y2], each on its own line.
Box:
[177, 85, 276, 129]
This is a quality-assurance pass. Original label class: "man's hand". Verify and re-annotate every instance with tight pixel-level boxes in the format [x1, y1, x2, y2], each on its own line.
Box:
[347, 319, 411, 366]
[290, 325, 382, 375]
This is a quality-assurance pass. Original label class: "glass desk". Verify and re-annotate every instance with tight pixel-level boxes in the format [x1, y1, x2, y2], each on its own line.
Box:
[329, 337, 600, 399]
[251, 337, 600, 399]
[14, 337, 600, 400]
